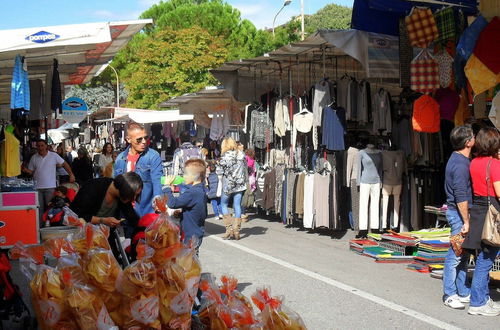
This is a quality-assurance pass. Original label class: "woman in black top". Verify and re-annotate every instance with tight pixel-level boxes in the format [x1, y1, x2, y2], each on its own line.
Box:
[71, 148, 94, 185]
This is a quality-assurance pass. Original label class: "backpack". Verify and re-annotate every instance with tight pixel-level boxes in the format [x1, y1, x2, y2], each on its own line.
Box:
[179, 145, 202, 170]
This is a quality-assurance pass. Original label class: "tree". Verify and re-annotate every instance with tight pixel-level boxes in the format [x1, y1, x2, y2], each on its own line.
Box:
[66, 85, 120, 113]
[123, 26, 228, 109]
[304, 4, 352, 34]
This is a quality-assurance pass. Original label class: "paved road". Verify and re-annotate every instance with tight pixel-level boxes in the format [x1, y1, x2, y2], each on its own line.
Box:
[200, 214, 500, 330]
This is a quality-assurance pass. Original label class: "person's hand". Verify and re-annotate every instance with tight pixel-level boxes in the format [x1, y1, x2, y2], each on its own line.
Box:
[69, 174, 76, 183]
[101, 217, 121, 228]
[460, 223, 469, 235]
[164, 175, 176, 186]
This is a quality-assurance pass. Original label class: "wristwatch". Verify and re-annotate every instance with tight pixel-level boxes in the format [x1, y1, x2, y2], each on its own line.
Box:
[99, 217, 104, 224]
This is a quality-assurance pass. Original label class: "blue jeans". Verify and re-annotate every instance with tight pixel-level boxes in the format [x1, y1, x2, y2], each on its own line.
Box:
[443, 209, 471, 299]
[221, 191, 244, 218]
[209, 198, 222, 217]
[470, 245, 500, 307]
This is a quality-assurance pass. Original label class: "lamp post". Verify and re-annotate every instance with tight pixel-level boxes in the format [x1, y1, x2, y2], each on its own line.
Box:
[300, 0, 305, 40]
[108, 64, 120, 107]
[272, 0, 292, 37]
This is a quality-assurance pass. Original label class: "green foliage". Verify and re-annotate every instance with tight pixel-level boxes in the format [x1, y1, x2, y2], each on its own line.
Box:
[123, 26, 228, 109]
[305, 4, 352, 34]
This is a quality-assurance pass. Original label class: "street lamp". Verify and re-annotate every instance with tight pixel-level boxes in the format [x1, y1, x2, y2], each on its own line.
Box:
[107, 64, 120, 107]
[272, 0, 292, 37]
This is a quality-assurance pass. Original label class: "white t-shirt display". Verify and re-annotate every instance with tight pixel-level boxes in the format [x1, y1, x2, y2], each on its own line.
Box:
[28, 151, 65, 189]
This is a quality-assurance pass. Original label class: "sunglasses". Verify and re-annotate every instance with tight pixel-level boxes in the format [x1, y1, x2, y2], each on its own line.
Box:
[134, 136, 149, 144]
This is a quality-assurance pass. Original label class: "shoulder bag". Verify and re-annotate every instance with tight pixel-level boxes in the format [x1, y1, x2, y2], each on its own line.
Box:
[481, 159, 500, 247]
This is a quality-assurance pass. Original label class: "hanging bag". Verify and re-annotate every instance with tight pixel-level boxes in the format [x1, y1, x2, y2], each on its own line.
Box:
[481, 159, 500, 247]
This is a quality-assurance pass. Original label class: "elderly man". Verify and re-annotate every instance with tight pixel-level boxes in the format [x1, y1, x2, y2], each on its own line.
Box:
[114, 123, 162, 218]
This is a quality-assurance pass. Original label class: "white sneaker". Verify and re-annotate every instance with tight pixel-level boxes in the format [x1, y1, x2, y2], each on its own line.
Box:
[468, 303, 500, 316]
[487, 298, 500, 311]
[458, 295, 471, 304]
[444, 295, 465, 309]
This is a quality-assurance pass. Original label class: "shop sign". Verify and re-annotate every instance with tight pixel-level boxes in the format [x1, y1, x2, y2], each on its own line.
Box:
[25, 31, 60, 44]
[61, 97, 88, 123]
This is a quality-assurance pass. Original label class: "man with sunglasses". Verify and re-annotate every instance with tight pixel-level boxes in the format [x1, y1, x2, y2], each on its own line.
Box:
[114, 123, 163, 218]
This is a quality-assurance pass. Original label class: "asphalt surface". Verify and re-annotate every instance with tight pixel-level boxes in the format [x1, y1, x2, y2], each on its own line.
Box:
[200, 212, 500, 330]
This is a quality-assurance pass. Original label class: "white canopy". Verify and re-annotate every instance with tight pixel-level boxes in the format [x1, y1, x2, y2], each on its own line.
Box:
[0, 19, 152, 109]
[92, 107, 193, 124]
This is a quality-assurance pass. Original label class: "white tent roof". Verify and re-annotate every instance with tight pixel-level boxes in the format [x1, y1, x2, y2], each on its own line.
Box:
[91, 107, 193, 124]
[0, 19, 152, 108]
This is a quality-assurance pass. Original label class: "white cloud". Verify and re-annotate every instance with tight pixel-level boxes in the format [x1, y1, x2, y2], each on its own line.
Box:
[234, 4, 265, 16]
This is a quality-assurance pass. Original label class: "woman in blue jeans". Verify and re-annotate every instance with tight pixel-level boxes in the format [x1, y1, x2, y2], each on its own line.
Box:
[463, 127, 500, 316]
[217, 137, 247, 240]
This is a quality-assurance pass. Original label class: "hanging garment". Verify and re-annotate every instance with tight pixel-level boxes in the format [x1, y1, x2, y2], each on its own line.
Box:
[294, 173, 305, 217]
[405, 7, 438, 48]
[350, 179, 360, 230]
[399, 18, 412, 88]
[433, 7, 456, 44]
[480, 0, 500, 21]
[434, 87, 460, 121]
[471, 16, 500, 75]
[10, 55, 30, 113]
[275, 164, 286, 216]
[250, 110, 273, 149]
[329, 170, 341, 230]
[274, 98, 290, 137]
[337, 76, 350, 113]
[303, 173, 315, 229]
[465, 54, 500, 96]
[456, 15, 488, 61]
[454, 88, 471, 126]
[0, 130, 21, 177]
[393, 117, 413, 157]
[346, 78, 358, 121]
[372, 89, 392, 135]
[411, 49, 440, 94]
[263, 169, 276, 211]
[286, 172, 297, 224]
[312, 81, 331, 127]
[359, 183, 381, 230]
[321, 107, 346, 151]
[346, 147, 359, 187]
[434, 50, 454, 88]
[412, 94, 440, 133]
[356, 80, 371, 124]
[291, 111, 316, 150]
[312, 172, 330, 229]
[269, 149, 288, 167]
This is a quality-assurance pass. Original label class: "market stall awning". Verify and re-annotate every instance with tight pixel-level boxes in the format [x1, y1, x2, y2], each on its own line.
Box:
[210, 30, 400, 102]
[160, 88, 246, 114]
[91, 107, 192, 124]
[0, 19, 152, 109]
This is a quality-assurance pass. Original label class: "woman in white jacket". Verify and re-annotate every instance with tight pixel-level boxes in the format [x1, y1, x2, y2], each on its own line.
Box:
[217, 137, 247, 240]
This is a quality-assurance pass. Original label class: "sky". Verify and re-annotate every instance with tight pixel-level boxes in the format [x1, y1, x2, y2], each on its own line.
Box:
[0, 0, 354, 30]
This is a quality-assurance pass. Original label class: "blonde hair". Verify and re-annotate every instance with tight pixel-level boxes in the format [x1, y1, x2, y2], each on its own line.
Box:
[221, 137, 237, 155]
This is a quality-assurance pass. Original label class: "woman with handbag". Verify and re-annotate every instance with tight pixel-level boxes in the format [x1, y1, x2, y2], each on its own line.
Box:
[463, 127, 500, 316]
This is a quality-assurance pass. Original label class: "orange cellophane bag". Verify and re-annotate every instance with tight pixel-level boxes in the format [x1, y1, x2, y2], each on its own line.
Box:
[62, 271, 117, 330]
[70, 224, 111, 256]
[116, 243, 161, 329]
[83, 248, 121, 293]
[199, 277, 233, 330]
[251, 288, 306, 330]
[220, 275, 260, 328]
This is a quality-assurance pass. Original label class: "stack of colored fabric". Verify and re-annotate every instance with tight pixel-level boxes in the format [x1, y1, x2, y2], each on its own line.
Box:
[349, 239, 378, 255]
[362, 246, 414, 263]
[407, 239, 449, 273]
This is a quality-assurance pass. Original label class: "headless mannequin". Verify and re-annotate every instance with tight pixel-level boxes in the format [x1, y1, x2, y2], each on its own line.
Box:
[381, 150, 406, 231]
[357, 144, 383, 236]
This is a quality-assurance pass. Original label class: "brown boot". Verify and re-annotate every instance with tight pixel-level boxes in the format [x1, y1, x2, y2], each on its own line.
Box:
[241, 213, 249, 223]
[222, 215, 234, 240]
[233, 218, 242, 240]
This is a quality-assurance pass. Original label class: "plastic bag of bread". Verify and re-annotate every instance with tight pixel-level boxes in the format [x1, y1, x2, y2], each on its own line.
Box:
[44, 238, 86, 286]
[83, 248, 121, 293]
[145, 214, 181, 267]
[62, 270, 117, 330]
[70, 223, 111, 256]
[199, 276, 233, 329]
[116, 242, 161, 329]
[251, 288, 306, 330]
[10, 242, 77, 330]
[175, 240, 202, 298]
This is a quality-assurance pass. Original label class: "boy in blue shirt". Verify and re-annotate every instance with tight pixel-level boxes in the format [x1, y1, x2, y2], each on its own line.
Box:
[163, 158, 208, 251]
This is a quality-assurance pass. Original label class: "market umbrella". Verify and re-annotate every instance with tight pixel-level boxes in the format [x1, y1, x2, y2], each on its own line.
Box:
[51, 59, 62, 114]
